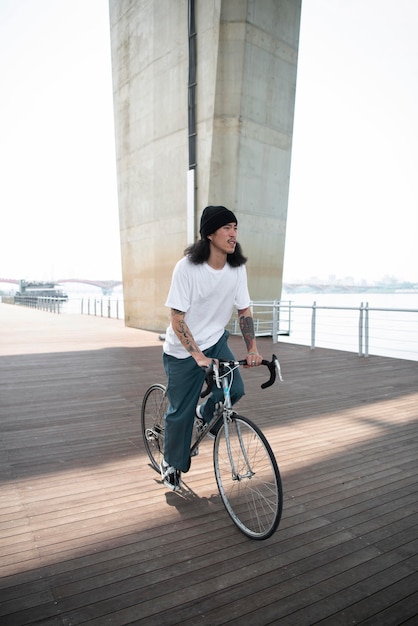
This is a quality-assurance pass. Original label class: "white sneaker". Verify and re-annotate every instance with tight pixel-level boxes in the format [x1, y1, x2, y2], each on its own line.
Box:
[160, 459, 181, 491]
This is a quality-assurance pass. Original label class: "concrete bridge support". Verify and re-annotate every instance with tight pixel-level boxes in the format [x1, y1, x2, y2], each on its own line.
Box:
[109, 0, 301, 331]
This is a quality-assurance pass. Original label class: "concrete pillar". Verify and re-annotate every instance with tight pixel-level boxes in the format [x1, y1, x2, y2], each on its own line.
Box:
[109, 0, 301, 331]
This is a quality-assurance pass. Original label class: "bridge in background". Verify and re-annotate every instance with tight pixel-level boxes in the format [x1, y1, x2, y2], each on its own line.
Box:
[0, 278, 123, 296]
[2, 278, 416, 297]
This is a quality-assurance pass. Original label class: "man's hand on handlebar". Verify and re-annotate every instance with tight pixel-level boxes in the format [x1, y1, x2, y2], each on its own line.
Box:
[245, 352, 263, 368]
[196, 356, 218, 371]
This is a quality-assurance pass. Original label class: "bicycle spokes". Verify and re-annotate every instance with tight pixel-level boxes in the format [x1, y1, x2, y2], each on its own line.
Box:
[141, 384, 167, 472]
[214, 414, 282, 540]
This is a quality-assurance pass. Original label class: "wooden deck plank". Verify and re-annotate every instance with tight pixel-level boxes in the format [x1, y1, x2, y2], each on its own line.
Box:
[0, 304, 417, 625]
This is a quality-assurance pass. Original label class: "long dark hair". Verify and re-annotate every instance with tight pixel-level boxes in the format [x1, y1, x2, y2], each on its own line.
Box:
[184, 239, 247, 267]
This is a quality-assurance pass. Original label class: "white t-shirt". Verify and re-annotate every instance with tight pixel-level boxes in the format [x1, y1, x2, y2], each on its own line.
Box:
[163, 256, 251, 358]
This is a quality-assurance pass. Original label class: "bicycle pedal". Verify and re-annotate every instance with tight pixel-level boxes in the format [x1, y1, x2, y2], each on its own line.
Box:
[194, 416, 205, 432]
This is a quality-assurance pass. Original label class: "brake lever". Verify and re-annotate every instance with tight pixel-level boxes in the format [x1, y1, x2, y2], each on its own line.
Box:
[274, 355, 284, 382]
[260, 354, 283, 389]
[200, 361, 216, 398]
[213, 360, 221, 388]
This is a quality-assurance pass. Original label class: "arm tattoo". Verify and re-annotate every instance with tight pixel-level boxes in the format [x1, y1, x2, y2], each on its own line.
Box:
[239, 313, 255, 352]
[171, 309, 199, 354]
[177, 319, 198, 353]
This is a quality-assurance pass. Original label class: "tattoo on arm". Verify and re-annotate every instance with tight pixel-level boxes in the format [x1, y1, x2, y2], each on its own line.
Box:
[171, 309, 199, 354]
[239, 312, 255, 352]
[177, 319, 198, 353]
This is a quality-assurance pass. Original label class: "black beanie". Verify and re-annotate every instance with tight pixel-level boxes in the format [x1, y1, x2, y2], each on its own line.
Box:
[199, 205, 237, 239]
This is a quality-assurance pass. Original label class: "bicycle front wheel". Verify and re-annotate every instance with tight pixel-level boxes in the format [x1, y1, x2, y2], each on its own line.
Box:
[214, 414, 283, 540]
[141, 384, 168, 472]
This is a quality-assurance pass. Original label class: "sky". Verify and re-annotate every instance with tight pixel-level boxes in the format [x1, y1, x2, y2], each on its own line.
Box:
[0, 0, 120, 281]
[285, 0, 418, 283]
[0, 0, 417, 285]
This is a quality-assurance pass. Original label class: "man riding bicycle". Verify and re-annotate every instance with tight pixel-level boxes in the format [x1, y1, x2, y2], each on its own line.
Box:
[161, 205, 263, 491]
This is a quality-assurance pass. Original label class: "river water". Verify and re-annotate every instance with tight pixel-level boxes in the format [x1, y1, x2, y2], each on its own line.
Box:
[60, 285, 418, 362]
[278, 290, 418, 362]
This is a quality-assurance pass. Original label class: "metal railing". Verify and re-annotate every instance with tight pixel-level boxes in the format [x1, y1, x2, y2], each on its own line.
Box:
[227, 300, 418, 361]
[4, 295, 123, 319]
[227, 300, 292, 338]
[5, 295, 418, 361]
[5, 295, 64, 313]
[79, 297, 122, 319]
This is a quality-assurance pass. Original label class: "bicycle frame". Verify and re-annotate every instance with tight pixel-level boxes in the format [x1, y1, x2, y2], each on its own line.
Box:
[190, 362, 256, 480]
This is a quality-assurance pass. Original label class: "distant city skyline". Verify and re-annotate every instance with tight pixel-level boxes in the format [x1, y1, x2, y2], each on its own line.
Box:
[283, 273, 417, 286]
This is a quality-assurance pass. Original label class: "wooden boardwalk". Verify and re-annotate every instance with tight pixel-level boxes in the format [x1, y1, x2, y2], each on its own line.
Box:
[0, 303, 417, 625]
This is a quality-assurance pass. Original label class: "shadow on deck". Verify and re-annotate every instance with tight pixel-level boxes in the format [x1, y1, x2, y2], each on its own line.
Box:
[0, 304, 417, 625]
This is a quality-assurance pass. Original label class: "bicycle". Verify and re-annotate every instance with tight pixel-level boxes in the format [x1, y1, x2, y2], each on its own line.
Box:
[141, 355, 284, 540]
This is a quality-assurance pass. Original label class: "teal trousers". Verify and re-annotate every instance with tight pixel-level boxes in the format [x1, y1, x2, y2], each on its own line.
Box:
[162, 331, 245, 472]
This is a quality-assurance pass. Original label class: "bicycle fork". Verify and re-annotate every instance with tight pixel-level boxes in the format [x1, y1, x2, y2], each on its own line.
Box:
[221, 378, 255, 482]
[224, 416, 255, 481]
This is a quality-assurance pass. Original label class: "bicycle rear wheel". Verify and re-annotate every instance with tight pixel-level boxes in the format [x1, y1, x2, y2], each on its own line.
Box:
[141, 384, 168, 472]
[214, 414, 283, 540]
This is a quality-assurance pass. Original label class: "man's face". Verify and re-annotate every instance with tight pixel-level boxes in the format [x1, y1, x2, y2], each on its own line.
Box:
[208, 222, 237, 254]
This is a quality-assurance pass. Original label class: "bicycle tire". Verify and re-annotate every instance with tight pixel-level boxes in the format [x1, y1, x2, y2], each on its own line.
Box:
[214, 414, 283, 540]
[141, 384, 168, 472]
